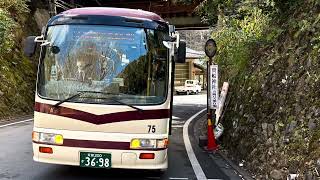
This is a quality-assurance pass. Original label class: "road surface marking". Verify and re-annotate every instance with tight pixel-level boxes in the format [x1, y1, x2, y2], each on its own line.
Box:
[172, 120, 184, 125]
[172, 120, 184, 124]
[0, 118, 33, 128]
[172, 116, 180, 119]
[183, 108, 207, 180]
[172, 125, 184, 128]
[169, 178, 189, 180]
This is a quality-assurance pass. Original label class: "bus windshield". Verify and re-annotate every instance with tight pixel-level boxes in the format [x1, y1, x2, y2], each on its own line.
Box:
[38, 25, 168, 105]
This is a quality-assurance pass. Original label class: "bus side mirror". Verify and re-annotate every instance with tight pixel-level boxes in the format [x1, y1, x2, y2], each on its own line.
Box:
[176, 40, 186, 63]
[23, 36, 37, 57]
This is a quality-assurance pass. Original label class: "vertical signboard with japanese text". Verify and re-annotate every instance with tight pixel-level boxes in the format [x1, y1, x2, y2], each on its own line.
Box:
[210, 65, 219, 109]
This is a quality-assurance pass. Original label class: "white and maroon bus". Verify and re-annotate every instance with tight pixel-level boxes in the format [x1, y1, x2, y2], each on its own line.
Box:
[24, 7, 186, 171]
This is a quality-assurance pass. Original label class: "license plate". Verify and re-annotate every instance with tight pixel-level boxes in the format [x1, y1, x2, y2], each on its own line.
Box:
[80, 152, 111, 168]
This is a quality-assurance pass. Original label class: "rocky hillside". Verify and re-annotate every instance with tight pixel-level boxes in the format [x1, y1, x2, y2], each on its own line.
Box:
[0, 0, 48, 119]
[179, 30, 211, 51]
[210, 0, 320, 179]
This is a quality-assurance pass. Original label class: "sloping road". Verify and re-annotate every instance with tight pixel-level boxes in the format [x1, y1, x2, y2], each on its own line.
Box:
[0, 94, 243, 180]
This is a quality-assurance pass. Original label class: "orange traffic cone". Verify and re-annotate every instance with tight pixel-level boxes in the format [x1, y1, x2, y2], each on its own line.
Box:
[207, 118, 218, 151]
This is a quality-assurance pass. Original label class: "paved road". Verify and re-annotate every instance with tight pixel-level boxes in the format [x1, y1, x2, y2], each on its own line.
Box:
[0, 94, 243, 180]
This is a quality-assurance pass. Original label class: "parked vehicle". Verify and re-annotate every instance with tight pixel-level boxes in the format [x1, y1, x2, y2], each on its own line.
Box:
[175, 80, 201, 95]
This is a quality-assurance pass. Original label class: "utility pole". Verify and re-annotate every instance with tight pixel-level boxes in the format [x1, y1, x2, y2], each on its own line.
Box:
[207, 57, 214, 128]
[204, 39, 218, 151]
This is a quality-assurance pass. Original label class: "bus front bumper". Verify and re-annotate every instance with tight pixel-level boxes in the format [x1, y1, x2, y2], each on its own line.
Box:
[33, 143, 168, 170]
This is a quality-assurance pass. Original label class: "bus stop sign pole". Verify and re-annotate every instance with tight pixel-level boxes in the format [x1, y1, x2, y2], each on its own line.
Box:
[204, 39, 218, 151]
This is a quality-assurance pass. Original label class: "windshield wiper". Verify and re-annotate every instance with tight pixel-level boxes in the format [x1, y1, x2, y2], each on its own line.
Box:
[53, 90, 112, 108]
[76, 90, 143, 112]
[53, 91, 85, 107]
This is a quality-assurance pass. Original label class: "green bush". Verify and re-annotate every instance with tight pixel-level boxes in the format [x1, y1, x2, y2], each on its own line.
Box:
[212, 6, 272, 80]
[0, 0, 36, 118]
[0, 9, 16, 55]
[0, 0, 29, 56]
[0, 0, 29, 16]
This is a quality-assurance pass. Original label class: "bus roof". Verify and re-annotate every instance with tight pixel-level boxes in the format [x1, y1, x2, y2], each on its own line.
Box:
[61, 7, 165, 22]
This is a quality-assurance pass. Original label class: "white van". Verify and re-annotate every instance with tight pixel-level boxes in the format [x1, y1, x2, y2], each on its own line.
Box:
[175, 80, 202, 95]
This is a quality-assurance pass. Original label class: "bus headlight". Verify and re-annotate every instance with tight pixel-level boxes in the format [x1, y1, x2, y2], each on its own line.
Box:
[157, 138, 169, 149]
[130, 138, 168, 149]
[32, 131, 63, 145]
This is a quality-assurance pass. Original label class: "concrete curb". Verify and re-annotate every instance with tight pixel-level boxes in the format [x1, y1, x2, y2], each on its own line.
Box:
[194, 114, 255, 180]
[217, 151, 255, 180]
